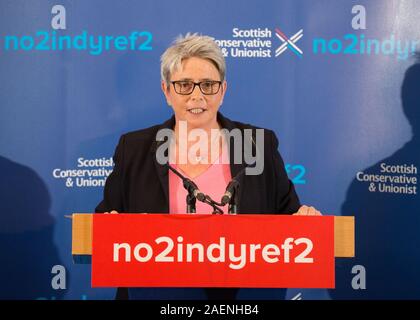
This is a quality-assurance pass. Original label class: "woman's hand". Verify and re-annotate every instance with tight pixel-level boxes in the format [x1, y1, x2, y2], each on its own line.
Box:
[104, 210, 119, 214]
[293, 205, 322, 216]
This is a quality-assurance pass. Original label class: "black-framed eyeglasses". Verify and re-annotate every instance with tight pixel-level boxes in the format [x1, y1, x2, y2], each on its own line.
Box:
[170, 80, 222, 95]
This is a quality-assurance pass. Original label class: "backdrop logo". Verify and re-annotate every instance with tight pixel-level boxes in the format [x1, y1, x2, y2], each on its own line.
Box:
[52, 157, 114, 188]
[312, 5, 419, 61]
[286, 164, 306, 185]
[312, 34, 419, 61]
[274, 28, 303, 58]
[2, 5, 153, 55]
[215, 26, 303, 59]
[3, 30, 153, 55]
[356, 163, 417, 195]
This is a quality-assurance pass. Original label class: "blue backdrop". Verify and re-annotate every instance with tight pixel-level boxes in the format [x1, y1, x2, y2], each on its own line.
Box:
[1, 0, 419, 300]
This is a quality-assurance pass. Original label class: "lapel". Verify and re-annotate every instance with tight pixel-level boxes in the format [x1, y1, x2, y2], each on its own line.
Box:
[150, 112, 247, 212]
[150, 116, 176, 203]
[217, 113, 247, 212]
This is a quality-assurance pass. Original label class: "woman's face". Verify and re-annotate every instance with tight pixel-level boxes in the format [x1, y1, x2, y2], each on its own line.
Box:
[162, 57, 227, 130]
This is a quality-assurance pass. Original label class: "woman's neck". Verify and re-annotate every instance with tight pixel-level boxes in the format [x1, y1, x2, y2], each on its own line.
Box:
[172, 120, 224, 165]
[174, 119, 220, 136]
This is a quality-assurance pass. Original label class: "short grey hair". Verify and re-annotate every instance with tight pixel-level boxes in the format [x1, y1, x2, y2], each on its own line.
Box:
[160, 33, 226, 86]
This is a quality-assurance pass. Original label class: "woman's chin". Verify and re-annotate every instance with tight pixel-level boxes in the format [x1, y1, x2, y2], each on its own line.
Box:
[185, 111, 213, 128]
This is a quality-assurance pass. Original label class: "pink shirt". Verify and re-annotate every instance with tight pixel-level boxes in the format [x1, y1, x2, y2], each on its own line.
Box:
[169, 145, 231, 214]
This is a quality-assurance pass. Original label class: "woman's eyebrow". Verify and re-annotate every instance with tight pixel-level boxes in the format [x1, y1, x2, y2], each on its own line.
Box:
[174, 78, 217, 81]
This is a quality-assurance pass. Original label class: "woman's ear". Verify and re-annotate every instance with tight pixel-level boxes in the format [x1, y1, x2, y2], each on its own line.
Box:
[161, 81, 171, 106]
[220, 80, 227, 105]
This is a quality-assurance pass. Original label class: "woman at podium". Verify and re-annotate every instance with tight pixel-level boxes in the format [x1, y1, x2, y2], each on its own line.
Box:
[96, 33, 321, 300]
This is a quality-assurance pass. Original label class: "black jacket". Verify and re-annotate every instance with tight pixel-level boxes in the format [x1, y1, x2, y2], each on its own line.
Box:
[96, 113, 300, 214]
[95, 113, 300, 300]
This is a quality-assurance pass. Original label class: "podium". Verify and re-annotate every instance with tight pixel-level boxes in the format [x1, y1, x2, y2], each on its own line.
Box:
[72, 214, 354, 288]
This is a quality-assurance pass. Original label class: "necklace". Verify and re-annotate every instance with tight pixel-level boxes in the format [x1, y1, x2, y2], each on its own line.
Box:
[171, 128, 225, 165]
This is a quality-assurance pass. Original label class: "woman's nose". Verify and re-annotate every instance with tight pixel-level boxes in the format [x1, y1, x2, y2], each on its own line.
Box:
[190, 84, 204, 99]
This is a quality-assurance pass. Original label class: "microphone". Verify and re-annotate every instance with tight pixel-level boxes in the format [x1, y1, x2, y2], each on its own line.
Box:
[156, 137, 204, 201]
[167, 164, 224, 214]
[166, 164, 206, 202]
[220, 133, 259, 211]
[220, 179, 240, 206]
[155, 136, 223, 214]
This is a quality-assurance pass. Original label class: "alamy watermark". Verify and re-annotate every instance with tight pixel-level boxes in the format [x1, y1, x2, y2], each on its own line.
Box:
[155, 121, 265, 175]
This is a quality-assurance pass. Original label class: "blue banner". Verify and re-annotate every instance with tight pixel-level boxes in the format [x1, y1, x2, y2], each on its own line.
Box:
[1, 0, 419, 300]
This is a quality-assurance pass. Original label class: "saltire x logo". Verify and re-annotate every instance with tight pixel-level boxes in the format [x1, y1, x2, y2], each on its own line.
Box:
[275, 28, 303, 58]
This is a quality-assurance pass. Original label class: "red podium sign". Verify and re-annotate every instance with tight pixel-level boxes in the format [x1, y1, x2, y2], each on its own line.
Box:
[92, 214, 335, 288]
